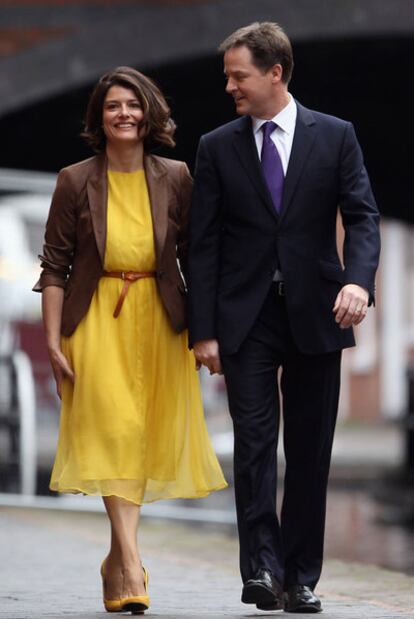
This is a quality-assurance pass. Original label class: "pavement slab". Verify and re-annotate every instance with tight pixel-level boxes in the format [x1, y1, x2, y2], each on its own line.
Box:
[1, 506, 414, 619]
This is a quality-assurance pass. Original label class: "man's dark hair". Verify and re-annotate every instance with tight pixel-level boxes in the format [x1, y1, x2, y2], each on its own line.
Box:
[219, 22, 294, 84]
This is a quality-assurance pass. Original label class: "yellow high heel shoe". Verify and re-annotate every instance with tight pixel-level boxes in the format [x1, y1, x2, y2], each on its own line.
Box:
[100, 559, 123, 613]
[101, 560, 150, 614]
[120, 566, 150, 613]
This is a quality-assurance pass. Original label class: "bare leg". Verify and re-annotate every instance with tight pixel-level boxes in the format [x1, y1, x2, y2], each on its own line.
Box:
[102, 496, 146, 599]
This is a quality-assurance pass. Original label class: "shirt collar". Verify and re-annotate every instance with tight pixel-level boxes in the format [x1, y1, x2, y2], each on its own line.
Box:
[252, 94, 297, 136]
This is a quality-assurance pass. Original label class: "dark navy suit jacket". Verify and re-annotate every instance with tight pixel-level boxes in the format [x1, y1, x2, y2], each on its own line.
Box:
[187, 102, 381, 355]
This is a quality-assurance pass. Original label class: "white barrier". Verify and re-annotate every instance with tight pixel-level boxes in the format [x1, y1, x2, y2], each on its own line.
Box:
[380, 221, 408, 419]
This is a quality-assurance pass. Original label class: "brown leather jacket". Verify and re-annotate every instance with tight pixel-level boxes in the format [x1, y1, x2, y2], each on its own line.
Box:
[33, 153, 192, 335]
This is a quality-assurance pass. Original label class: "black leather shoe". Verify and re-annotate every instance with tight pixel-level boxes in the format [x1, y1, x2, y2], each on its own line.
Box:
[284, 585, 322, 613]
[256, 599, 284, 611]
[241, 568, 283, 608]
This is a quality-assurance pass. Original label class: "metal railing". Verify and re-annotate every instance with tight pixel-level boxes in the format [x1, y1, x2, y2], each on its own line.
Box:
[0, 168, 56, 193]
[0, 350, 36, 495]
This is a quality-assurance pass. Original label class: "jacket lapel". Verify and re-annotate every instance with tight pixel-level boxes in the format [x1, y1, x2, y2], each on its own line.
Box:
[86, 153, 108, 264]
[278, 103, 316, 225]
[232, 116, 279, 222]
[144, 154, 168, 263]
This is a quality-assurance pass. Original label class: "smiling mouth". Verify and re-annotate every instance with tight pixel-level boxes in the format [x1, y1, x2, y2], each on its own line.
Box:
[115, 123, 136, 128]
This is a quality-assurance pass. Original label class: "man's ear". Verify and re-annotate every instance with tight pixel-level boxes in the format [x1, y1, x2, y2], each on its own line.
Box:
[270, 64, 283, 84]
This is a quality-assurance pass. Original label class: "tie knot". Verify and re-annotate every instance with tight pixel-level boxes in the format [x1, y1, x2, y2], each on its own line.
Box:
[262, 121, 277, 139]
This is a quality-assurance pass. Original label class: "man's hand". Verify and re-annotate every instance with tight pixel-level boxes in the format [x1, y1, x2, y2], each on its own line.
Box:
[193, 339, 222, 375]
[333, 284, 369, 329]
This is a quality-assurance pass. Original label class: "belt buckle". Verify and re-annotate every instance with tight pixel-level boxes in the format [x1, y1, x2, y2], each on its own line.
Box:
[278, 282, 285, 296]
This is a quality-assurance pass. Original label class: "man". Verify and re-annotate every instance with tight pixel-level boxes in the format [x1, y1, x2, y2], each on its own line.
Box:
[187, 22, 380, 614]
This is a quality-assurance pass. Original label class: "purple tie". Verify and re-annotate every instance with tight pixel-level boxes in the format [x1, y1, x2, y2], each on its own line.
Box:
[261, 121, 284, 213]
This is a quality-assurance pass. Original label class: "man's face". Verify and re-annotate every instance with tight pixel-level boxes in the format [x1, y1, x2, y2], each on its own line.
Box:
[224, 45, 277, 118]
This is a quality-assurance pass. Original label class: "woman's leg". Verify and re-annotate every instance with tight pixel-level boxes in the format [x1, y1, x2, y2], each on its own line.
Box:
[102, 496, 146, 599]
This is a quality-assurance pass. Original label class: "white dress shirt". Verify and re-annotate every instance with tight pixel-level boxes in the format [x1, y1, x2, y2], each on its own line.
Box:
[252, 96, 297, 281]
[252, 95, 297, 175]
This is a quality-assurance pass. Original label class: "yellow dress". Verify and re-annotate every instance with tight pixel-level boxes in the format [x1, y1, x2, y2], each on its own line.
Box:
[50, 169, 227, 504]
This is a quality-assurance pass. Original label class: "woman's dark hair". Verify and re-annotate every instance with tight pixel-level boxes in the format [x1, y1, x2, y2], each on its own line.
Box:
[82, 66, 176, 152]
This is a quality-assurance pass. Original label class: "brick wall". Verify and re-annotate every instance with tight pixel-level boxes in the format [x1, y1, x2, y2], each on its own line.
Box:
[0, 27, 71, 57]
[1, 1, 206, 5]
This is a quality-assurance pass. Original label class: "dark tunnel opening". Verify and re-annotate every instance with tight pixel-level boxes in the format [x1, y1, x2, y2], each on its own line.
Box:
[1, 34, 412, 222]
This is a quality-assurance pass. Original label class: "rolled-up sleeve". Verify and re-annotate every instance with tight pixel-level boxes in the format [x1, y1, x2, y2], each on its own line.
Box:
[33, 168, 77, 292]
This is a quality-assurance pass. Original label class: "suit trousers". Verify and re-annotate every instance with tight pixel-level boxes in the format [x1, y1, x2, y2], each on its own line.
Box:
[221, 283, 341, 589]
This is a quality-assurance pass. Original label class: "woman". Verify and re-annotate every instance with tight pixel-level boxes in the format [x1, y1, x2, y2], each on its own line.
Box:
[33, 66, 227, 614]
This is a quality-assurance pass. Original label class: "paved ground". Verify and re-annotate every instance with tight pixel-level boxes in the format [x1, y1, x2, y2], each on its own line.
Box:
[1, 506, 414, 618]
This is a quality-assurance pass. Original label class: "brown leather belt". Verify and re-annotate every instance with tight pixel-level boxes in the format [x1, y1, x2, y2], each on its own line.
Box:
[102, 270, 156, 318]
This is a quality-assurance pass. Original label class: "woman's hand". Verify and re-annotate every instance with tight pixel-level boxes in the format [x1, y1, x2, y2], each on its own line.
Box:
[42, 286, 74, 398]
[48, 347, 75, 399]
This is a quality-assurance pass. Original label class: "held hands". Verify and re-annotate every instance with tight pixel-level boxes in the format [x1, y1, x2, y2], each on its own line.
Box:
[333, 284, 369, 329]
[193, 339, 222, 375]
[48, 348, 75, 399]
[193, 286, 368, 370]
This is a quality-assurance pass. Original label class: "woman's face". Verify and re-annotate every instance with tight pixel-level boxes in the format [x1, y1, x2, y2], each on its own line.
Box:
[102, 85, 144, 146]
